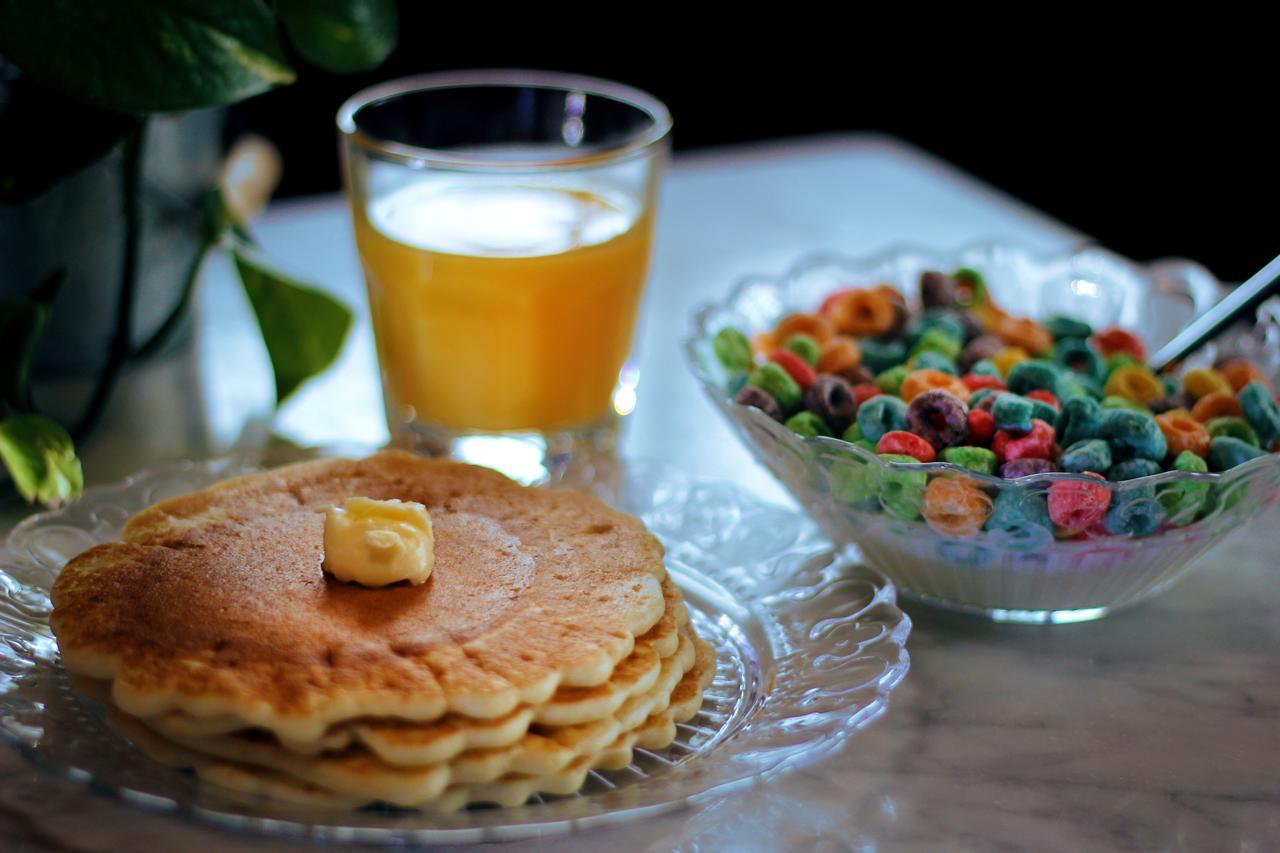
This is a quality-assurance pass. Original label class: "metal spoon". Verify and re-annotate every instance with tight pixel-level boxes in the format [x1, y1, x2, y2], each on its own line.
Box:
[1148, 253, 1280, 373]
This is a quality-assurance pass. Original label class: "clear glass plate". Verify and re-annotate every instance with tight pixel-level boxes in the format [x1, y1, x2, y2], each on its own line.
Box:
[0, 452, 910, 845]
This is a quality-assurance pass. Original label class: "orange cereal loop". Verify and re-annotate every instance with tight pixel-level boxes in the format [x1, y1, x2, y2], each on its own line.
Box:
[1104, 365, 1165, 405]
[751, 330, 777, 356]
[872, 284, 909, 333]
[1181, 367, 1233, 400]
[1155, 412, 1211, 458]
[995, 315, 1052, 356]
[991, 346, 1030, 378]
[900, 368, 972, 404]
[1218, 358, 1270, 393]
[921, 477, 992, 538]
[829, 290, 897, 337]
[817, 336, 862, 374]
[1191, 390, 1242, 422]
[773, 312, 834, 345]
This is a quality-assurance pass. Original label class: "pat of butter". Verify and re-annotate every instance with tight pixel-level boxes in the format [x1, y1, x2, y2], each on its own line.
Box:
[322, 497, 434, 587]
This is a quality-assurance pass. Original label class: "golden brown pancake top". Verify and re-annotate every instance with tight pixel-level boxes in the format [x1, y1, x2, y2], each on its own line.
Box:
[50, 453, 667, 737]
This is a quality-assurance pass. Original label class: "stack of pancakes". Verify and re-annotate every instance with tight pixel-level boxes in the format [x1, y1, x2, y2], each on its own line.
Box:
[50, 453, 714, 810]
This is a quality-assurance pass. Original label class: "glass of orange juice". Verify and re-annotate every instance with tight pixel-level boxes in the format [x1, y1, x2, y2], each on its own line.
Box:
[337, 71, 669, 481]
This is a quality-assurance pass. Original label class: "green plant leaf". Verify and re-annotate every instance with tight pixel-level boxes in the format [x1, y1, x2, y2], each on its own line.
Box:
[276, 0, 398, 74]
[0, 0, 295, 113]
[0, 77, 141, 204]
[0, 272, 63, 412]
[232, 248, 353, 406]
[0, 415, 83, 506]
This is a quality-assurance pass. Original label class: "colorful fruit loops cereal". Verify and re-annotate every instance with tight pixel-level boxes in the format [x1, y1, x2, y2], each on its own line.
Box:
[712, 268, 1280, 541]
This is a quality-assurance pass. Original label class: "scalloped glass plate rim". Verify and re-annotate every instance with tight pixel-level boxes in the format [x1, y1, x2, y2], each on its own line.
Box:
[0, 450, 911, 844]
[682, 239, 1274, 492]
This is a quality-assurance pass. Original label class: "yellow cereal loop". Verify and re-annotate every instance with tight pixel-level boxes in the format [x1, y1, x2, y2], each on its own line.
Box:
[991, 346, 1029, 378]
[1104, 365, 1164, 405]
[1181, 367, 1233, 400]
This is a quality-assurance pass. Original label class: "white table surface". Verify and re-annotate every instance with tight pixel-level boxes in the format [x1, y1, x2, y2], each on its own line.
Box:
[4, 134, 1278, 852]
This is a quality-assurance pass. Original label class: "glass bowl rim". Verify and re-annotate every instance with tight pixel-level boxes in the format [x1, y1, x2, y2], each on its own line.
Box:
[683, 239, 1276, 494]
[336, 69, 672, 172]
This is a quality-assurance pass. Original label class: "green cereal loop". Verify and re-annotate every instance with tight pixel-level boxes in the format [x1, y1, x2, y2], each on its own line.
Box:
[1205, 416, 1259, 447]
[1238, 380, 1280, 448]
[952, 267, 989, 305]
[747, 362, 802, 413]
[783, 333, 821, 367]
[854, 438, 878, 453]
[909, 328, 963, 362]
[842, 422, 865, 443]
[1045, 316, 1093, 341]
[860, 338, 908, 374]
[1060, 439, 1112, 474]
[856, 395, 909, 443]
[875, 453, 928, 520]
[1104, 353, 1138, 378]
[1101, 395, 1150, 413]
[831, 460, 878, 507]
[1056, 395, 1102, 448]
[1207, 436, 1266, 471]
[1051, 337, 1106, 381]
[907, 350, 958, 376]
[1007, 360, 1065, 398]
[1106, 458, 1163, 481]
[969, 359, 1001, 378]
[875, 364, 911, 396]
[941, 446, 997, 475]
[1103, 486, 1165, 536]
[1098, 408, 1166, 461]
[785, 411, 832, 438]
[713, 327, 754, 372]
[1158, 450, 1209, 525]
[992, 393, 1035, 432]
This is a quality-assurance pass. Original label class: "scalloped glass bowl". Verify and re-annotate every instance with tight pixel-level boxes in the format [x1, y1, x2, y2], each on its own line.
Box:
[687, 242, 1280, 622]
[0, 454, 909, 844]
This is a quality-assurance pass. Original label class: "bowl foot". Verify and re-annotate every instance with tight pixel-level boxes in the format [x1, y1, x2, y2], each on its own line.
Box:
[900, 590, 1113, 624]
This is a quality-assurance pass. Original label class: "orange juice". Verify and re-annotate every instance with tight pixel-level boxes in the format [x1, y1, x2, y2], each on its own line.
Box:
[354, 181, 653, 432]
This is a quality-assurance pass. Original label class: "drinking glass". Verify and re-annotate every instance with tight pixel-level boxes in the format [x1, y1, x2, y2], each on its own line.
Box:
[338, 71, 670, 481]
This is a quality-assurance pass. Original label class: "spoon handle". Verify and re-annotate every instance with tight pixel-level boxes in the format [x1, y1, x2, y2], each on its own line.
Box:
[1148, 253, 1280, 373]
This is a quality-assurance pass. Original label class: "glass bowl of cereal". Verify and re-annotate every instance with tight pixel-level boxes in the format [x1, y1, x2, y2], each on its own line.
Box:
[685, 241, 1280, 622]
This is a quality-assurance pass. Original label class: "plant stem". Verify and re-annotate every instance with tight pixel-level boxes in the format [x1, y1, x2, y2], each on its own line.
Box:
[133, 237, 211, 360]
[73, 120, 147, 441]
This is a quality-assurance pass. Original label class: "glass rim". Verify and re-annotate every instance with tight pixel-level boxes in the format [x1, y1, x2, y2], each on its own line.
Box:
[336, 69, 672, 171]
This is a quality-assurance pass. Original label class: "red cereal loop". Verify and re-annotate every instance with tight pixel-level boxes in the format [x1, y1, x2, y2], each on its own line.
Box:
[875, 430, 937, 462]
[852, 383, 883, 408]
[1093, 326, 1147, 361]
[967, 409, 996, 444]
[962, 373, 1006, 393]
[1048, 473, 1112, 535]
[1025, 389, 1060, 410]
[992, 419, 1055, 462]
[767, 349, 816, 389]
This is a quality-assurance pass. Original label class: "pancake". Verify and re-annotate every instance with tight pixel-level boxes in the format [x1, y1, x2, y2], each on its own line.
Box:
[140, 578, 690, 759]
[102, 628, 711, 811]
[50, 452, 669, 743]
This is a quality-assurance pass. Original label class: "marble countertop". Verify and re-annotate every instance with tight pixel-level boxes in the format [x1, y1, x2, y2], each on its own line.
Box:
[3, 135, 1277, 851]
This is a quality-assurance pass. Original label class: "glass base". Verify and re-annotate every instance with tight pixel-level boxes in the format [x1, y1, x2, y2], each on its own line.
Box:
[390, 414, 624, 489]
[900, 590, 1114, 624]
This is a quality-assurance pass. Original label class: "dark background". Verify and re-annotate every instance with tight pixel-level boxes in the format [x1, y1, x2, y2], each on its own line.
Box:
[230, 17, 1275, 283]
